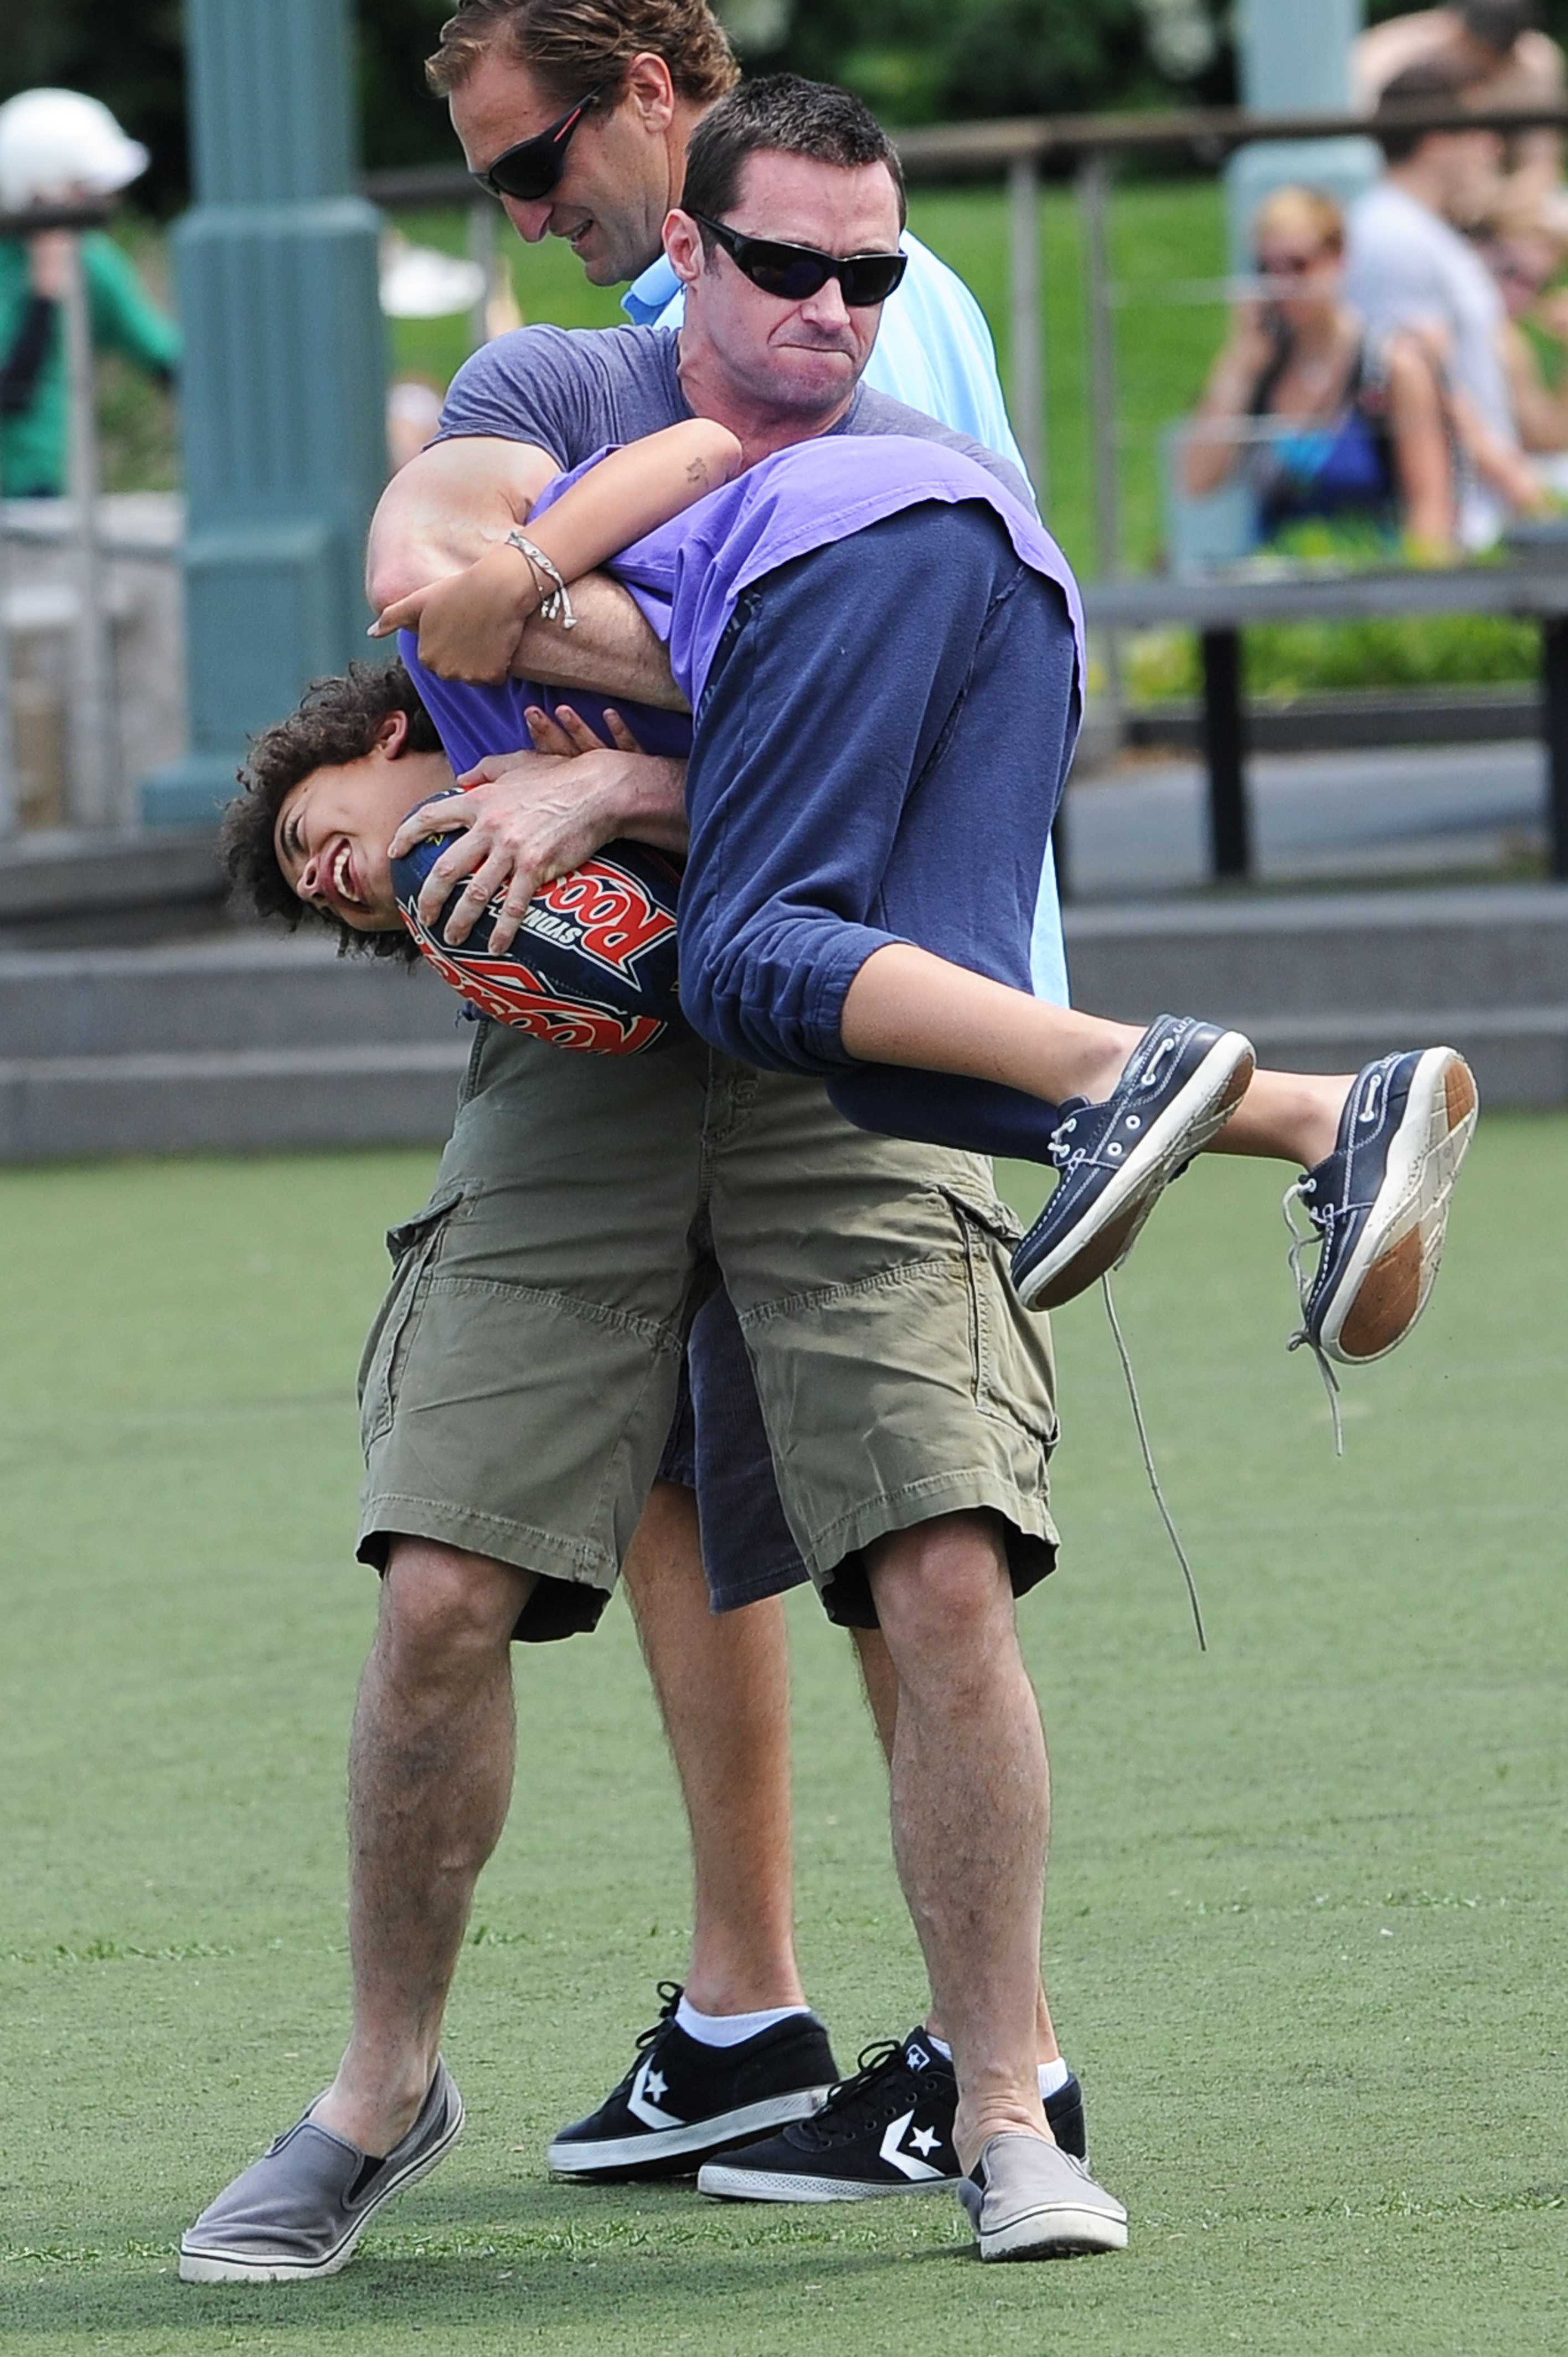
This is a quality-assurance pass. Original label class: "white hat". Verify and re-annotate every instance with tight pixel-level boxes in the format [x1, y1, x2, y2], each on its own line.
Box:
[0, 88, 151, 214]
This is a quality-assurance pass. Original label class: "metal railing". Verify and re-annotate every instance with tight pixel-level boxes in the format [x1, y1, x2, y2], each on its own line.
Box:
[365, 97, 1568, 587]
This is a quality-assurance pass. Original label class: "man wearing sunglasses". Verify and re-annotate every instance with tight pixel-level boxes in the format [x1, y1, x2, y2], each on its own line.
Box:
[180, 50, 1110, 2286]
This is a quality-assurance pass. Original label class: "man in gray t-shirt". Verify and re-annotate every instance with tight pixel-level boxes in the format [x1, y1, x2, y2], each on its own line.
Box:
[437, 320, 1031, 504]
[182, 81, 1121, 2286]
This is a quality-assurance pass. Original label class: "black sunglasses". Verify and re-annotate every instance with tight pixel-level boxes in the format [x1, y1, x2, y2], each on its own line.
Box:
[472, 88, 603, 203]
[690, 213, 907, 307]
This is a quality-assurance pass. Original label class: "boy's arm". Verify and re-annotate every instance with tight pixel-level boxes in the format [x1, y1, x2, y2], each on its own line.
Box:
[368, 432, 685, 707]
[372, 420, 740, 683]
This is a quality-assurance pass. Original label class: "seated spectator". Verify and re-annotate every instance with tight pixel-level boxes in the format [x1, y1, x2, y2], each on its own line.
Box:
[1347, 59, 1548, 543]
[0, 89, 179, 498]
[1352, 1, 1566, 199]
[1474, 194, 1568, 480]
[1183, 186, 1456, 556]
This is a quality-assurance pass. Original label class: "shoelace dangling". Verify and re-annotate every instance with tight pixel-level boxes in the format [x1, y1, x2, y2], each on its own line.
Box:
[1100, 1275, 1206, 1650]
[1280, 1176, 1344, 1457]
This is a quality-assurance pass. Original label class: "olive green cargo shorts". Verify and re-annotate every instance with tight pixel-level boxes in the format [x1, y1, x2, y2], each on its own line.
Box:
[357, 1021, 1059, 1640]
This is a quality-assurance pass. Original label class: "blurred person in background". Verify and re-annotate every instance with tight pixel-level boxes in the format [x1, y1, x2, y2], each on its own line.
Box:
[1352, 0, 1566, 198]
[1347, 58, 1548, 543]
[1183, 184, 1457, 555]
[0, 88, 179, 498]
[1473, 192, 1568, 482]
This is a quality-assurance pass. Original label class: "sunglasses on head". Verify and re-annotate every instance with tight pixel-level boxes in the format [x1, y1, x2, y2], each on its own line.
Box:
[472, 88, 603, 203]
[690, 213, 907, 307]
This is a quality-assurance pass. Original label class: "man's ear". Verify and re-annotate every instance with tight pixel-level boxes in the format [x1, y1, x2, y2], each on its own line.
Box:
[375, 709, 411, 758]
[665, 206, 704, 287]
[622, 52, 677, 132]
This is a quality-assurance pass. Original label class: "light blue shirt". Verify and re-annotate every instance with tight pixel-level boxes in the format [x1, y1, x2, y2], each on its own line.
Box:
[622, 233, 1068, 1006]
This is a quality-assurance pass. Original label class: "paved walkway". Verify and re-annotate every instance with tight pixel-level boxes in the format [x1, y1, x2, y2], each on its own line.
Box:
[1063, 739, 1544, 898]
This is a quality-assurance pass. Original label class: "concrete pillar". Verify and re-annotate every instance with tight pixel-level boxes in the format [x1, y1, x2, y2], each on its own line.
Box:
[142, 0, 387, 827]
[1225, 0, 1378, 271]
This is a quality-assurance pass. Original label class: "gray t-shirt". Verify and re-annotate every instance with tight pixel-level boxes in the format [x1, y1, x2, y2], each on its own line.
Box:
[437, 322, 1032, 506]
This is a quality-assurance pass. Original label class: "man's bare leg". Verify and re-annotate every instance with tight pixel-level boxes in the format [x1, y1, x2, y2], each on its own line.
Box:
[621, 1479, 806, 2013]
[849, 1622, 1060, 2068]
[312, 1537, 533, 2156]
[864, 1511, 1050, 2170]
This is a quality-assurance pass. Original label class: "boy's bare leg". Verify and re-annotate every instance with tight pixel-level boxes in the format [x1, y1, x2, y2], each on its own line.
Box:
[838, 944, 1357, 1172]
[1204, 1067, 1354, 1168]
[849, 1623, 1060, 2066]
[313, 1538, 534, 2156]
[621, 1480, 806, 2013]
[863, 1511, 1051, 2168]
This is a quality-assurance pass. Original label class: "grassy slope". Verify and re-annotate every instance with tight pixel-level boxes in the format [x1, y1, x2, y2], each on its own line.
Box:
[0, 1119, 1562, 2354]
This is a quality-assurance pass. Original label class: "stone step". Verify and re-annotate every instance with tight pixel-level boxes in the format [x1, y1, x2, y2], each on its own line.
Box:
[1062, 883, 1568, 1018]
[0, 1041, 469, 1161]
[0, 932, 462, 1057]
[0, 829, 227, 949]
[0, 885, 1563, 1161]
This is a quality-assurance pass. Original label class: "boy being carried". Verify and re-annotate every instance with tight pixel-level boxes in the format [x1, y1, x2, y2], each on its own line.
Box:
[230, 416, 1476, 1365]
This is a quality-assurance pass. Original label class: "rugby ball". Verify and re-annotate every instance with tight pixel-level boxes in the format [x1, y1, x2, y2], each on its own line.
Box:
[391, 810, 684, 1056]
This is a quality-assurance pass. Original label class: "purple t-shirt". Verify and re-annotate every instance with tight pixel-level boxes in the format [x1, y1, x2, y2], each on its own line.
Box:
[405, 433, 1082, 780]
[534, 434, 1084, 713]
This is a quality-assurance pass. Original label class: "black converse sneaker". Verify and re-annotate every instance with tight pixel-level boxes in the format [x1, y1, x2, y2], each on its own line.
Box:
[695, 2029, 1087, 2202]
[546, 1984, 838, 2181]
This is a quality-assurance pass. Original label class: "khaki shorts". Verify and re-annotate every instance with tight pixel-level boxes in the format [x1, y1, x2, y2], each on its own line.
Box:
[357, 1020, 1060, 1639]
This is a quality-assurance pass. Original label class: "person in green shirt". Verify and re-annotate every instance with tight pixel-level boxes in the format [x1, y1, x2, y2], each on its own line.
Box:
[0, 88, 180, 496]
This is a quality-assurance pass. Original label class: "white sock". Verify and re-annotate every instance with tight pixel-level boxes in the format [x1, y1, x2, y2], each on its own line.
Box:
[674, 1995, 809, 2049]
[924, 2032, 1072, 2101]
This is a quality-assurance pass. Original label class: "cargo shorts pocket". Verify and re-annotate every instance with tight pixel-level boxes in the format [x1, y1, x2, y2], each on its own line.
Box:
[357, 1183, 470, 1448]
[940, 1185, 1059, 1449]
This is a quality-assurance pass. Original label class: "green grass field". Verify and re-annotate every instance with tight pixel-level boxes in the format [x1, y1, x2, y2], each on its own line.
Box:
[1, 1118, 1562, 2354]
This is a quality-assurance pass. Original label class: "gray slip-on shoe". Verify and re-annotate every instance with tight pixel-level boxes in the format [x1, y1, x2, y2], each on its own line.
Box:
[957, 2132, 1127, 2261]
[179, 2060, 463, 2283]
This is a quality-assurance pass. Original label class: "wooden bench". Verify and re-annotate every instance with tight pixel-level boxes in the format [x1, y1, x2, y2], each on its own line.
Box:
[1079, 562, 1568, 886]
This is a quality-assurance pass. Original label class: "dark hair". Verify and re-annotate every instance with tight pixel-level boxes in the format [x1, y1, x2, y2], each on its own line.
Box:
[1375, 57, 1474, 161]
[427, 0, 738, 110]
[1459, 0, 1536, 58]
[680, 74, 907, 232]
[219, 661, 441, 963]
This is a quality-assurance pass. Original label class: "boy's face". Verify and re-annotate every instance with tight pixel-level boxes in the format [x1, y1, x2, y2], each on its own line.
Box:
[274, 724, 453, 932]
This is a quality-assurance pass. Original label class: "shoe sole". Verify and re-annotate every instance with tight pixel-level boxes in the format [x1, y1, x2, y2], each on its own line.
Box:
[1314, 1047, 1478, 1366]
[698, 2160, 963, 2202]
[177, 2096, 465, 2284]
[1015, 1032, 1255, 1311]
[547, 2085, 833, 2180]
[978, 2202, 1130, 2261]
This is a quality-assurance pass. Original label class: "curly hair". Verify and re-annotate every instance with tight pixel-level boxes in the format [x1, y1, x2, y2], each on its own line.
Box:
[219, 661, 442, 964]
[427, 0, 739, 110]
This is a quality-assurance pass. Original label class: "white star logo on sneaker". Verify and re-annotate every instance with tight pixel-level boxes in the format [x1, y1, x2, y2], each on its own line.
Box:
[628, 2056, 680, 2129]
[909, 2124, 941, 2157]
[879, 2109, 947, 2181]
